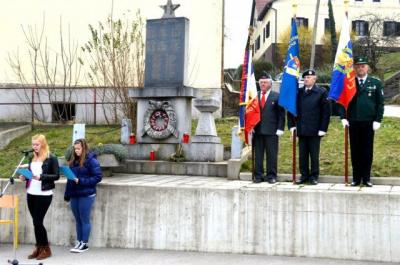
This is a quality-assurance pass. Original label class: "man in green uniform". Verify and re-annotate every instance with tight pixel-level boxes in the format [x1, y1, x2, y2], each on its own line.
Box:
[340, 56, 384, 187]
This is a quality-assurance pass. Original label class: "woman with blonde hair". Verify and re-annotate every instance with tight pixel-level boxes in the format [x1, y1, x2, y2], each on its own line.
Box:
[20, 134, 59, 260]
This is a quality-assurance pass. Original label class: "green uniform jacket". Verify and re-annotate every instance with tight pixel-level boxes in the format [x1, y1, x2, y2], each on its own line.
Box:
[340, 76, 384, 122]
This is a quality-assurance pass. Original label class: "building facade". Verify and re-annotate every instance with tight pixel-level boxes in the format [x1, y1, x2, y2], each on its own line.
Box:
[252, 0, 400, 64]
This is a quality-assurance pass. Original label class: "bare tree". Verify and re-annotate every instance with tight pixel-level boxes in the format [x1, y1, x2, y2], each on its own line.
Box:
[352, 12, 400, 73]
[80, 6, 145, 126]
[8, 14, 82, 123]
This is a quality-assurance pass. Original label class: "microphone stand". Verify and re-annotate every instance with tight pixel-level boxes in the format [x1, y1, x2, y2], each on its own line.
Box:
[0, 151, 43, 265]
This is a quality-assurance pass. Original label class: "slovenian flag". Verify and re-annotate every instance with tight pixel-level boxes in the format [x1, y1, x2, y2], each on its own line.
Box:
[278, 17, 300, 116]
[239, 47, 260, 144]
[328, 14, 356, 110]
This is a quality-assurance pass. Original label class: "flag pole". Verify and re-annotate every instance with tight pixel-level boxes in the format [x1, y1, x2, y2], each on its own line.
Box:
[252, 135, 256, 182]
[345, 113, 349, 185]
[292, 2, 298, 184]
[344, 0, 350, 186]
[292, 130, 297, 183]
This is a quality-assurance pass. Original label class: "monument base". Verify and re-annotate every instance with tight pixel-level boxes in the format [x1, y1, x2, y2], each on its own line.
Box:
[125, 142, 224, 163]
[183, 142, 224, 162]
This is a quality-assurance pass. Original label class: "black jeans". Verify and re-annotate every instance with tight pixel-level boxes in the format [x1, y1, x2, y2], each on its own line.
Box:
[27, 194, 52, 246]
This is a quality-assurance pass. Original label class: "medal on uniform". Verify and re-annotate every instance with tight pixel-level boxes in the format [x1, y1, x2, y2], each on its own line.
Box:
[368, 92, 372, 97]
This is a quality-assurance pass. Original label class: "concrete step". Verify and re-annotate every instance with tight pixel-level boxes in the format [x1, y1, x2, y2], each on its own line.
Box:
[114, 159, 228, 177]
[239, 172, 400, 185]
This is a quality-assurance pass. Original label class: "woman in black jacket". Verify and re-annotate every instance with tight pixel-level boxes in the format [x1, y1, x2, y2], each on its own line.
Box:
[20, 134, 59, 260]
[64, 138, 102, 253]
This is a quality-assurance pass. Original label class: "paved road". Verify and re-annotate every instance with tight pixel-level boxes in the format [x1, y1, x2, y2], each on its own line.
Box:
[384, 105, 400, 118]
[0, 245, 395, 265]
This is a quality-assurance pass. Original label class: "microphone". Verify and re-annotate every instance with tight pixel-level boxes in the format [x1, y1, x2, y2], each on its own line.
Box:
[21, 149, 34, 154]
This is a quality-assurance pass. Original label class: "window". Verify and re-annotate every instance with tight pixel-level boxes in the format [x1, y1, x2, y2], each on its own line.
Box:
[52, 102, 76, 122]
[296, 17, 308, 28]
[383, 21, 400, 36]
[352, 20, 369, 36]
[265, 22, 270, 39]
[263, 28, 265, 43]
[255, 36, 261, 51]
[325, 18, 331, 33]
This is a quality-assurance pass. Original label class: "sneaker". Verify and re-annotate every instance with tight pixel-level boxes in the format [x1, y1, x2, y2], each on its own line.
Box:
[70, 241, 82, 253]
[75, 242, 89, 253]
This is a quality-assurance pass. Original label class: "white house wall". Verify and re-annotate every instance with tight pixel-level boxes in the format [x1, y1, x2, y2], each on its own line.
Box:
[0, 88, 124, 124]
[0, 0, 223, 90]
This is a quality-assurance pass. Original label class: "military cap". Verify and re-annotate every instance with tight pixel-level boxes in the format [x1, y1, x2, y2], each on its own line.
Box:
[354, 56, 369, 65]
[259, 72, 272, 80]
[302, 69, 316, 78]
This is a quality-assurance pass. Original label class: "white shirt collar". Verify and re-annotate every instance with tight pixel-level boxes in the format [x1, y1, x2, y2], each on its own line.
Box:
[261, 89, 271, 96]
[358, 74, 368, 83]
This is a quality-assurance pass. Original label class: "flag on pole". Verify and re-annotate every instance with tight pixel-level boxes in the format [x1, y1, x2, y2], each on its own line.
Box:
[278, 18, 300, 116]
[328, 14, 356, 110]
[239, 0, 259, 145]
[239, 47, 260, 145]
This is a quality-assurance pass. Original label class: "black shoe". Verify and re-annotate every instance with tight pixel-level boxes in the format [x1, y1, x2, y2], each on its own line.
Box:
[253, 178, 263, 183]
[268, 178, 277, 184]
[295, 179, 307, 185]
[350, 181, 360, 186]
[310, 179, 318, 185]
[363, 181, 373, 187]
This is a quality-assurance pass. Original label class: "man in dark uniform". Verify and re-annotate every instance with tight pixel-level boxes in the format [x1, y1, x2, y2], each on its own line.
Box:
[253, 75, 285, 184]
[288, 69, 331, 185]
[340, 56, 384, 187]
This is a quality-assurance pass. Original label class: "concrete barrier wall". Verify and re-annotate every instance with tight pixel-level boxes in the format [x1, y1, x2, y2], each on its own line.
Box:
[0, 177, 399, 263]
[0, 124, 31, 149]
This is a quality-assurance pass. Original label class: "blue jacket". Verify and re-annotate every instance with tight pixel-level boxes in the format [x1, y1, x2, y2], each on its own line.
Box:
[64, 152, 102, 199]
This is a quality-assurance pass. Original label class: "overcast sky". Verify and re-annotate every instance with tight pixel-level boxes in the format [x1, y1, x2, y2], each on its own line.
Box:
[224, 0, 253, 69]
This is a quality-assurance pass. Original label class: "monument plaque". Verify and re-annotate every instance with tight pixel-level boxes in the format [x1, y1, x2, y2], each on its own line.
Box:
[145, 18, 189, 87]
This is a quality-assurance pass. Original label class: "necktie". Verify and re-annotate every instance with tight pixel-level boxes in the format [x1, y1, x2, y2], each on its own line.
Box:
[359, 79, 364, 86]
[261, 92, 266, 108]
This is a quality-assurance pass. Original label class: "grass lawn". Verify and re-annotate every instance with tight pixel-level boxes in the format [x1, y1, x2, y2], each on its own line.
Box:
[240, 116, 400, 177]
[378, 52, 400, 80]
[0, 125, 120, 178]
[0, 116, 399, 178]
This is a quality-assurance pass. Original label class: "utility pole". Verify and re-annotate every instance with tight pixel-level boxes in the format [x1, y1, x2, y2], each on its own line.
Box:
[310, 0, 321, 69]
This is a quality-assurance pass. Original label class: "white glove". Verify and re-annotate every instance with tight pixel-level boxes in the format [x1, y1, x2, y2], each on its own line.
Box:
[289, 127, 296, 136]
[373, 121, 381, 131]
[318, 131, 326, 137]
[341, 119, 349, 128]
[276, 130, 284, 136]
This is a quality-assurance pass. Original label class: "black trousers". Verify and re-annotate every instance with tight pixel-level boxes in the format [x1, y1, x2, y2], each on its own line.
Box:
[298, 136, 321, 181]
[349, 121, 374, 183]
[27, 193, 52, 246]
[254, 134, 279, 180]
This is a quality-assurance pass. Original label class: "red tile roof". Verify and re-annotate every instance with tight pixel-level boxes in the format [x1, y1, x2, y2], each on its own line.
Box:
[255, 0, 275, 21]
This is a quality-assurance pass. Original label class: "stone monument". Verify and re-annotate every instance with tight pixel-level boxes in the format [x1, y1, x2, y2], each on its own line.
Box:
[129, 0, 223, 162]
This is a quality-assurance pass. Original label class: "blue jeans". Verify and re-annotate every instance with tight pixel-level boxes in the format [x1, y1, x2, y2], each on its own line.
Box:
[70, 195, 96, 243]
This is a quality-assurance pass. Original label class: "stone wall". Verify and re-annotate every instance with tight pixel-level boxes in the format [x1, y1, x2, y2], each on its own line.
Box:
[1, 177, 399, 263]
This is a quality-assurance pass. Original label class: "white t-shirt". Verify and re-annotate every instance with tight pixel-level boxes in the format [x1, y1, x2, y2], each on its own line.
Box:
[27, 161, 53, 196]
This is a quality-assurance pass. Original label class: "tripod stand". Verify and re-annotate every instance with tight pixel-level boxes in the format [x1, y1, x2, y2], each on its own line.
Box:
[0, 151, 43, 265]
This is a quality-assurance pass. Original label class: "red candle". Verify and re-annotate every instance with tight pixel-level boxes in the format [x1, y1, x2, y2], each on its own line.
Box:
[150, 151, 155, 161]
[182, 133, 190, 144]
[129, 133, 136, 144]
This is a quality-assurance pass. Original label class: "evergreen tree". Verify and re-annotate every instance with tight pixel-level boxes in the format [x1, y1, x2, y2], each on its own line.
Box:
[328, 0, 338, 62]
